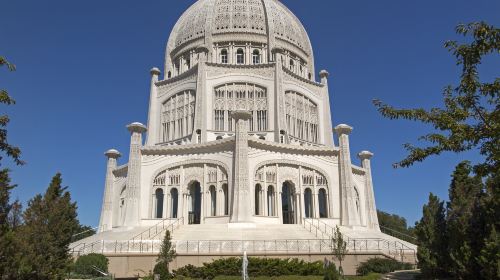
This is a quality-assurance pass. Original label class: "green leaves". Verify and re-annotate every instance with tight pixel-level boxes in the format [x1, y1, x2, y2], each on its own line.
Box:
[373, 22, 500, 176]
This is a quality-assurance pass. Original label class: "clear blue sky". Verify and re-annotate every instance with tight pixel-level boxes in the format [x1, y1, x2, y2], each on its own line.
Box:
[1, 0, 498, 227]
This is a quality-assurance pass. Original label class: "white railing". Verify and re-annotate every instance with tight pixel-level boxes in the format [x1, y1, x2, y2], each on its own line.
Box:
[302, 218, 417, 264]
[70, 238, 413, 256]
[71, 217, 183, 256]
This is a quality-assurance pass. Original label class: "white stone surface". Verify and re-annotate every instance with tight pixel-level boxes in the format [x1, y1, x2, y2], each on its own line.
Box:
[78, 0, 416, 255]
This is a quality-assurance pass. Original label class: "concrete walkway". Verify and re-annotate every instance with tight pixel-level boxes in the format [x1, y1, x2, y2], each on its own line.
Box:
[381, 270, 421, 280]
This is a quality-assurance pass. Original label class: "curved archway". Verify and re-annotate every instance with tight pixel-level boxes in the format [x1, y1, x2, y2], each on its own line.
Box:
[222, 184, 229, 215]
[304, 188, 313, 218]
[188, 181, 202, 224]
[281, 181, 297, 224]
[267, 185, 275, 216]
[255, 184, 262, 215]
[209, 185, 217, 217]
[154, 188, 164, 219]
[318, 188, 328, 218]
[170, 188, 179, 218]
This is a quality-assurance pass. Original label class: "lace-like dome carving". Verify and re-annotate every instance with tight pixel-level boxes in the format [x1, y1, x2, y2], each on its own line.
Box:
[167, 0, 313, 60]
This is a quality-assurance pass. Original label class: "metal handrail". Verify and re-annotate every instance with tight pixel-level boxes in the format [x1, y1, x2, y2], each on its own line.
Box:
[301, 218, 417, 264]
[131, 217, 183, 242]
[378, 224, 417, 241]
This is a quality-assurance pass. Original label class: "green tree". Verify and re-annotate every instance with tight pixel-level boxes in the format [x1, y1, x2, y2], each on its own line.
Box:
[373, 22, 499, 177]
[0, 55, 23, 279]
[0, 169, 21, 279]
[377, 210, 416, 243]
[154, 230, 177, 280]
[0, 56, 23, 166]
[446, 161, 483, 279]
[71, 223, 96, 242]
[414, 193, 449, 278]
[18, 173, 79, 280]
[330, 226, 348, 277]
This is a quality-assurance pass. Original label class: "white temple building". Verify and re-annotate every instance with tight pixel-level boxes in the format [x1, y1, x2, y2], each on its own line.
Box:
[72, 0, 416, 277]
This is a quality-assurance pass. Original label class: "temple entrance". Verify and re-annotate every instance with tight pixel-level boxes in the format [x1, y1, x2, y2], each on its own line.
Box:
[188, 181, 201, 224]
[281, 181, 297, 224]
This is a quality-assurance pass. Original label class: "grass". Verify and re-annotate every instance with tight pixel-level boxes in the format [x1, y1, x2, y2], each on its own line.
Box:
[209, 273, 382, 280]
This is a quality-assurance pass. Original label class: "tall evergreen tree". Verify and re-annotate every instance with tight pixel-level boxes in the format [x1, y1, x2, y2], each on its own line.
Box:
[446, 161, 483, 279]
[154, 230, 177, 280]
[414, 193, 449, 278]
[0, 169, 21, 279]
[19, 173, 79, 280]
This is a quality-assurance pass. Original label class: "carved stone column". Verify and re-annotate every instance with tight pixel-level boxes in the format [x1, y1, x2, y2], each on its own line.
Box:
[146, 67, 160, 145]
[98, 149, 121, 233]
[320, 70, 334, 148]
[230, 110, 253, 224]
[335, 124, 361, 227]
[123, 122, 147, 227]
[358, 151, 380, 230]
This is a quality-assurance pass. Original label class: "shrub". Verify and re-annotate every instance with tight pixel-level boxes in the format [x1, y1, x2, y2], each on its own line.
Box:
[323, 262, 341, 280]
[73, 253, 109, 277]
[356, 258, 413, 275]
[173, 258, 325, 279]
[154, 262, 171, 280]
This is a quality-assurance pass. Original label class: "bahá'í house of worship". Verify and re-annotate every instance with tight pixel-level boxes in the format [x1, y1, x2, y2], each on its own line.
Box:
[71, 0, 417, 277]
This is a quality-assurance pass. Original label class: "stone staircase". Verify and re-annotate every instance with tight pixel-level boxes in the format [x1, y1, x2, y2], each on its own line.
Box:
[381, 270, 420, 280]
[173, 223, 319, 241]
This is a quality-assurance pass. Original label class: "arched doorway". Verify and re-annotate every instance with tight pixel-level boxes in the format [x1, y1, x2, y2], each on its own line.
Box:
[188, 181, 202, 224]
[154, 188, 164, 219]
[222, 184, 229, 215]
[304, 188, 313, 218]
[209, 185, 217, 216]
[267, 185, 275, 216]
[255, 184, 262, 215]
[170, 188, 178, 218]
[318, 188, 328, 218]
[281, 181, 297, 224]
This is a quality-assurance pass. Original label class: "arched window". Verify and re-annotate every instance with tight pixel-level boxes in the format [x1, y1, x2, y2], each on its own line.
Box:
[119, 186, 127, 224]
[167, 71, 172, 78]
[155, 188, 164, 219]
[222, 184, 229, 215]
[255, 184, 262, 215]
[289, 59, 294, 71]
[186, 56, 191, 69]
[304, 188, 313, 218]
[252, 50, 261, 64]
[209, 185, 217, 216]
[170, 188, 178, 218]
[236, 48, 245, 64]
[308, 73, 312, 80]
[267, 185, 275, 216]
[318, 188, 328, 218]
[221, 49, 228, 64]
[216, 136, 223, 140]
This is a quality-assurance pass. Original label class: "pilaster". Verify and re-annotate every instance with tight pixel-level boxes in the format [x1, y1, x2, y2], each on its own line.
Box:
[123, 122, 147, 227]
[358, 151, 380, 231]
[98, 149, 121, 232]
[230, 110, 253, 223]
[335, 124, 361, 227]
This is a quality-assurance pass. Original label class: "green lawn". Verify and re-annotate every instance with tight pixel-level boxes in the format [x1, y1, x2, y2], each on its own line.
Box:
[210, 273, 382, 280]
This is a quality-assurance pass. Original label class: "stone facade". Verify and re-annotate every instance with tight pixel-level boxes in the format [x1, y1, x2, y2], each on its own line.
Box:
[98, 0, 381, 236]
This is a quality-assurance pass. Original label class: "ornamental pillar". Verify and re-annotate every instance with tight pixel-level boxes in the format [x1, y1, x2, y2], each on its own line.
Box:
[320, 70, 334, 148]
[335, 124, 361, 227]
[146, 67, 160, 146]
[123, 122, 147, 227]
[358, 151, 380, 231]
[98, 149, 121, 232]
[230, 110, 253, 224]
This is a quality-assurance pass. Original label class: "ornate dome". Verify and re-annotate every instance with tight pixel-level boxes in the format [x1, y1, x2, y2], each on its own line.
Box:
[165, 0, 315, 75]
